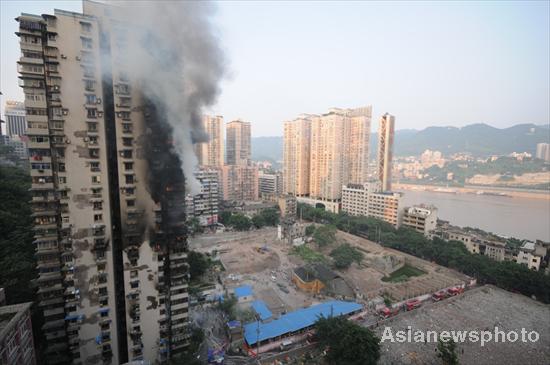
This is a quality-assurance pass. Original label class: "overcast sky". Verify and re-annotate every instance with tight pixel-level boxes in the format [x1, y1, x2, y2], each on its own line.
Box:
[1, 1, 549, 136]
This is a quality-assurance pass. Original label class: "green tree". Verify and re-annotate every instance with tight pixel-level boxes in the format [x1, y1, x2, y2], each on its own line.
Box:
[313, 224, 337, 247]
[219, 210, 232, 224]
[305, 225, 316, 236]
[316, 316, 380, 365]
[437, 338, 459, 365]
[188, 251, 208, 280]
[188, 217, 204, 235]
[217, 294, 238, 320]
[330, 243, 364, 269]
[251, 214, 265, 228]
[260, 207, 280, 226]
[228, 213, 252, 231]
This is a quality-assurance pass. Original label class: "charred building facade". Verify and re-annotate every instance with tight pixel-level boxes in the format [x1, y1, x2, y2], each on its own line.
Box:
[17, 2, 190, 364]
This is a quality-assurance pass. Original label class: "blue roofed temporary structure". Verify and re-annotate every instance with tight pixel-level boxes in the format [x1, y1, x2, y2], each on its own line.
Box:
[234, 285, 253, 298]
[251, 300, 272, 321]
[243, 300, 363, 346]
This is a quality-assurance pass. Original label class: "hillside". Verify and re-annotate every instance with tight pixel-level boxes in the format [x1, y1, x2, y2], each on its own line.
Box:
[252, 123, 549, 161]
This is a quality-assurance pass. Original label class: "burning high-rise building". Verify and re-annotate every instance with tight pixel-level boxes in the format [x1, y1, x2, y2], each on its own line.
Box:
[17, 0, 225, 363]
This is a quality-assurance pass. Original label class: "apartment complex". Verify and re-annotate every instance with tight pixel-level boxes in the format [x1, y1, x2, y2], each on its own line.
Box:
[17, 2, 189, 364]
[536, 142, 550, 162]
[401, 205, 438, 237]
[226, 119, 251, 166]
[222, 165, 259, 201]
[283, 106, 372, 212]
[195, 115, 224, 167]
[185, 168, 220, 226]
[377, 113, 395, 191]
[4, 101, 27, 137]
[258, 171, 282, 199]
[341, 182, 402, 227]
[0, 302, 36, 365]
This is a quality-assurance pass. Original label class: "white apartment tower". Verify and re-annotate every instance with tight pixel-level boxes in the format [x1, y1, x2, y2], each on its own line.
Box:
[4, 100, 27, 137]
[196, 115, 224, 167]
[283, 116, 312, 196]
[17, 2, 190, 364]
[377, 113, 395, 191]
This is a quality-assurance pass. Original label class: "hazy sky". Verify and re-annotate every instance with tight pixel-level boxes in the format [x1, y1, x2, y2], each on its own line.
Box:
[1, 1, 549, 136]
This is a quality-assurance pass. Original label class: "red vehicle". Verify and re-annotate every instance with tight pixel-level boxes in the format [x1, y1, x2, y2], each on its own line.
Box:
[404, 299, 421, 311]
[431, 291, 448, 302]
[447, 287, 465, 296]
[379, 306, 400, 319]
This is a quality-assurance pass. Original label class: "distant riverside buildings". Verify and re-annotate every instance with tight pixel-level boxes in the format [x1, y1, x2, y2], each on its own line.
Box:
[186, 168, 220, 226]
[226, 119, 251, 166]
[0, 302, 36, 365]
[536, 143, 550, 162]
[4, 101, 26, 137]
[195, 115, 224, 167]
[401, 204, 438, 237]
[283, 106, 372, 212]
[377, 113, 395, 191]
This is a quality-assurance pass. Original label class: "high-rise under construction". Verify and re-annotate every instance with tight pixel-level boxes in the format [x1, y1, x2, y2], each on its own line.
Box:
[17, 1, 191, 363]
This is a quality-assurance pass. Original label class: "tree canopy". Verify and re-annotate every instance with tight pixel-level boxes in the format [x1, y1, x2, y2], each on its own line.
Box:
[315, 316, 380, 365]
[330, 243, 364, 269]
[313, 224, 337, 247]
[228, 213, 252, 231]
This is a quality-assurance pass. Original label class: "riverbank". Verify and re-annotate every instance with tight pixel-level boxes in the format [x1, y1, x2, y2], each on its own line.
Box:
[394, 183, 550, 201]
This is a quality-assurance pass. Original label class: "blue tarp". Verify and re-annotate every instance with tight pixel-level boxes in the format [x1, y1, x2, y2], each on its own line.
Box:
[234, 285, 253, 298]
[251, 300, 272, 321]
[243, 300, 363, 345]
[227, 320, 241, 329]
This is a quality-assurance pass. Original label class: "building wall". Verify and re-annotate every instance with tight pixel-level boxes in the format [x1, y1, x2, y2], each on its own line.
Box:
[401, 205, 438, 236]
[196, 115, 224, 167]
[536, 143, 550, 162]
[222, 165, 259, 201]
[226, 120, 251, 166]
[4, 101, 27, 137]
[187, 168, 220, 225]
[283, 117, 312, 196]
[377, 113, 395, 191]
[0, 303, 36, 365]
[341, 184, 401, 227]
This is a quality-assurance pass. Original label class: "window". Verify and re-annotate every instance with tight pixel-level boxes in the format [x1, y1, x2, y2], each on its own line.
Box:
[130, 270, 138, 278]
[80, 22, 92, 33]
[83, 66, 94, 78]
[94, 214, 103, 222]
[57, 163, 66, 172]
[92, 175, 101, 184]
[87, 108, 97, 118]
[130, 281, 139, 289]
[120, 150, 132, 159]
[88, 122, 98, 132]
[93, 202, 103, 210]
[123, 162, 133, 171]
[127, 199, 135, 207]
[59, 176, 67, 184]
[122, 137, 133, 147]
[89, 136, 99, 145]
[125, 187, 135, 195]
[86, 94, 97, 105]
[90, 162, 100, 172]
[85, 80, 95, 91]
[48, 33, 56, 41]
[122, 123, 132, 133]
[81, 37, 93, 49]
[125, 175, 134, 184]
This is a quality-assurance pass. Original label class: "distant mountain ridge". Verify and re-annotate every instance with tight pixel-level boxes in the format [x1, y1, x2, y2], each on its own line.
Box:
[252, 123, 549, 161]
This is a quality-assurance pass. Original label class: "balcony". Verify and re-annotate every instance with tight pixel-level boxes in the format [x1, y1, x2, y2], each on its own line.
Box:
[31, 182, 55, 190]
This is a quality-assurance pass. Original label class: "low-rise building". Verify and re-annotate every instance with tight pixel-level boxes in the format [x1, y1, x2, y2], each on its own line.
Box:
[278, 220, 306, 246]
[278, 194, 297, 219]
[340, 182, 401, 227]
[516, 241, 546, 270]
[401, 205, 438, 237]
[186, 168, 220, 226]
[258, 171, 282, 200]
[480, 240, 507, 262]
[0, 302, 36, 365]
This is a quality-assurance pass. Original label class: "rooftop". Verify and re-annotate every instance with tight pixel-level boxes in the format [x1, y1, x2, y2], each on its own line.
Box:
[234, 285, 253, 298]
[251, 300, 272, 321]
[0, 302, 33, 341]
[243, 300, 363, 345]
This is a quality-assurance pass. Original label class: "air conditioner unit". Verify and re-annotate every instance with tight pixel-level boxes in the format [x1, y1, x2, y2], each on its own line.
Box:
[62, 109, 68, 115]
[65, 139, 71, 144]
[75, 56, 81, 61]
[98, 111, 103, 117]
[61, 54, 67, 59]
[96, 98, 102, 104]
[53, 85, 60, 91]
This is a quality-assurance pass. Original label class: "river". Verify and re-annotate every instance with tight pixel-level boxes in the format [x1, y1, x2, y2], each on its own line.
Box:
[398, 190, 550, 242]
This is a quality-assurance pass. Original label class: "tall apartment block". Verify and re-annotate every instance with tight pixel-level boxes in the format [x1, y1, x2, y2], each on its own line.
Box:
[222, 165, 259, 201]
[195, 115, 224, 167]
[283, 107, 371, 212]
[377, 113, 395, 191]
[283, 115, 312, 196]
[185, 168, 220, 226]
[17, 2, 189, 364]
[4, 100, 27, 137]
[226, 119, 251, 166]
[536, 143, 550, 162]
